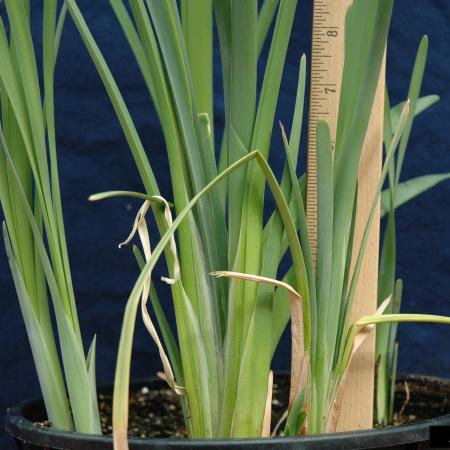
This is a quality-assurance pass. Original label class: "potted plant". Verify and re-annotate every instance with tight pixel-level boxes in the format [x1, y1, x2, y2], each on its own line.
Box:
[4, 0, 450, 449]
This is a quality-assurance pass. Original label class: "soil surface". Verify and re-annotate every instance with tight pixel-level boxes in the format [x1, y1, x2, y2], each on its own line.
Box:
[95, 374, 450, 438]
[392, 375, 450, 426]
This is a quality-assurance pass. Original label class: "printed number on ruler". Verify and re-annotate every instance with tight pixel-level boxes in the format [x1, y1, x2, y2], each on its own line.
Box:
[307, 0, 350, 267]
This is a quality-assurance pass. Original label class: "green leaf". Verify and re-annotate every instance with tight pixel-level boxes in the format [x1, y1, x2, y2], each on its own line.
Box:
[226, 159, 308, 437]
[58, 311, 101, 434]
[388, 279, 403, 361]
[375, 207, 397, 423]
[342, 311, 450, 379]
[86, 334, 98, 415]
[112, 149, 306, 440]
[68, 0, 221, 340]
[181, 0, 214, 126]
[345, 102, 410, 328]
[44, 0, 78, 338]
[390, 94, 439, 131]
[388, 342, 399, 423]
[220, 0, 299, 436]
[0, 128, 101, 434]
[108, 0, 158, 106]
[380, 173, 450, 217]
[89, 190, 171, 205]
[316, 121, 333, 328]
[113, 152, 258, 442]
[146, 1, 228, 323]
[257, 0, 279, 56]
[261, 55, 308, 291]
[315, 120, 333, 398]
[226, 0, 257, 265]
[357, 313, 450, 327]
[284, 389, 306, 436]
[375, 201, 396, 425]
[55, 4, 68, 59]
[65, 0, 159, 196]
[395, 36, 429, 184]
[325, 2, 394, 391]
[3, 222, 72, 430]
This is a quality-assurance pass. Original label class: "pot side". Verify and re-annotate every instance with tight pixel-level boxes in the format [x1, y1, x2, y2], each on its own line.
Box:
[5, 375, 450, 450]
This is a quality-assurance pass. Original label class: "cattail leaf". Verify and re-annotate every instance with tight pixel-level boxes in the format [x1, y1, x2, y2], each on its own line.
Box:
[380, 173, 450, 217]
[284, 389, 306, 437]
[1, 128, 101, 433]
[395, 36, 429, 183]
[257, 0, 279, 56]
[3, 222, 72, 430]
[344, 102, 410, 323]
[390, 94, 439, 131]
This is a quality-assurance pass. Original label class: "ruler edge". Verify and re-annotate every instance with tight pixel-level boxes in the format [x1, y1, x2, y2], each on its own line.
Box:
[306, 0, 384, 431]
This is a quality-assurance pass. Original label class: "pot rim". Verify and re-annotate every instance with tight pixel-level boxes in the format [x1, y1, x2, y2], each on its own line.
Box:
[5, 373, 450, 449]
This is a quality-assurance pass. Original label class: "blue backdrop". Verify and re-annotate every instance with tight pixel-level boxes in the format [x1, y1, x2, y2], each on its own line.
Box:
[1, 1, 450, 447]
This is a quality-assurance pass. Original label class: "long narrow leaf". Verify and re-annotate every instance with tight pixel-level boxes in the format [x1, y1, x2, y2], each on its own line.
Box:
[380, 173, 450, 217]
[0, 129, 101, 434]
[3, 223, 72, 430]
[395, 36, 429, 183]
[390, 94, 439, 131]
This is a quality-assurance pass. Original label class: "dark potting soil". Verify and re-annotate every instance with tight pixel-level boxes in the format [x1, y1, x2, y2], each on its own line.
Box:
[93, 374, 450, 439]
[392, 375, 450, 426]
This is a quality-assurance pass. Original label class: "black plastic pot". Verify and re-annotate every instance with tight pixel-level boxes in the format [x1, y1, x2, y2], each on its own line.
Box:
[5, 375, 450, 450]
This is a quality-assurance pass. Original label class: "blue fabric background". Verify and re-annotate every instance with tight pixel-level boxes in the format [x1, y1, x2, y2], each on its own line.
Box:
[1, 1, 449, 447]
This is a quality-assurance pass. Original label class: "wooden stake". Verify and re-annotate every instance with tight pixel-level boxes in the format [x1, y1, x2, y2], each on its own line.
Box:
[336, 61, 385, 431]
[307, 0, 384, 430]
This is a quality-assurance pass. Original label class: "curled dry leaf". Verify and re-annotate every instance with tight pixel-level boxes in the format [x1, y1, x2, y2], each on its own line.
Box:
[211, 271, 300, 299]
[155, 195, 181, 286]
[121, 198, 185, 396]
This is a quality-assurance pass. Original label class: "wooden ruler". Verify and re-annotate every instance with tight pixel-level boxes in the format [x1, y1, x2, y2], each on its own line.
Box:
[307, 0, 350, 265]
[307, 0, 384, 431]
